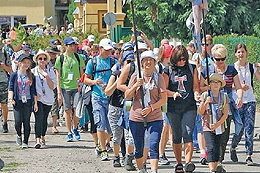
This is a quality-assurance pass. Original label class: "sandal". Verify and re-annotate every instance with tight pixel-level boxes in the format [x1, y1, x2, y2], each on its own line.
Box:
[52, 127, 59, 134]
[175, 163, 184, 173]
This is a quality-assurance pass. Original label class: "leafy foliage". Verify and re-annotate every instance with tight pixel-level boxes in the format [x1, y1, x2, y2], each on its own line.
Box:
[12, 23, 104, 52]
[126, 0, 260, 41]
[67, 1, 76, 23]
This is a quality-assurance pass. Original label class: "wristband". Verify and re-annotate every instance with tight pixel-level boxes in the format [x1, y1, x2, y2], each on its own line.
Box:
[150, 104, 155, 112]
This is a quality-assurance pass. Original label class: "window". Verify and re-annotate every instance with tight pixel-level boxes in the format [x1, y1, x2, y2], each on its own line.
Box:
[98, 10, 107, 33]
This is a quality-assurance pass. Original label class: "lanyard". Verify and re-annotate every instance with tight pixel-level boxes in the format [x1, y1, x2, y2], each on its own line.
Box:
[210, 92, 221, 120]
[19, 74, 28, 94]
[37, 68, 46, 95]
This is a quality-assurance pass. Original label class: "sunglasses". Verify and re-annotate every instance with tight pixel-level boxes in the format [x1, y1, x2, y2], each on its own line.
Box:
[38, 57, 47, 61]
[178, 58, 186, 62]
[201, 43, 209, 46]
[214, 57, 226, 61]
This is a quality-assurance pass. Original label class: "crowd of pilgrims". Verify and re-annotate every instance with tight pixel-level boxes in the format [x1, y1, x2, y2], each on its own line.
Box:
[0, 30, 260, 173]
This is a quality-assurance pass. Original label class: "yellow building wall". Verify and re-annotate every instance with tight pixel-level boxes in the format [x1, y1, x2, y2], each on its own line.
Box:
[83, 3, 107, 33]
[44, 0, 55, 25]
[0, 0, 55, 25]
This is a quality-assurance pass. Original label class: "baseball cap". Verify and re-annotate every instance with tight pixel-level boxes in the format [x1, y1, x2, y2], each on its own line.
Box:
[88, 35, 95, 42]
[22, 45, 30, 51]
[18, 54, 31, 62]
[140, 50, 156, 62]
[134, 42, 148, 52]
[163, 44, 174, 58]
[121, 50, 135, 63]
[99, 38, 113, 50]
[72, 37, 79, 45]
[63, 37, 75, 45]
[122, 42, 134, 51]
[46, 45, 60, 54]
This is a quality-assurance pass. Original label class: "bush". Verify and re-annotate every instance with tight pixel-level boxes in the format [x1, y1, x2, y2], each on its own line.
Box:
[213, 34, 260, 108]
[12, 23, 104, 52]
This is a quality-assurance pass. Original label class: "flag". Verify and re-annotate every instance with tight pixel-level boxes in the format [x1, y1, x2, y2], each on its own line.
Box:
[122, 0, 132, 7]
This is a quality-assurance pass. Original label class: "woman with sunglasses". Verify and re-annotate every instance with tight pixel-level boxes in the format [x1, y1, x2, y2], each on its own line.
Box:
[32, 49, 57, 148]
[200, 44, 243, 167]
[230, 43, 260, 166]
[163, 45, 200, 173]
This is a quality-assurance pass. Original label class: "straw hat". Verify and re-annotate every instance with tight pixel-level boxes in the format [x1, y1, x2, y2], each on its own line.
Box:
[204, 73, 226, 88]
[33, 49, 51, 63]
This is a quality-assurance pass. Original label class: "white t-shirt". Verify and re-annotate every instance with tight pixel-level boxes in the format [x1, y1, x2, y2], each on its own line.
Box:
[32, 66, 57, 105]
[232, 62, 257, 103]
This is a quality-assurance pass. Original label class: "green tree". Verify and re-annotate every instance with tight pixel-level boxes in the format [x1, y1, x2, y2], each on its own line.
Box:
[126, 0, 260, 41]
[67, 1, 76, 23]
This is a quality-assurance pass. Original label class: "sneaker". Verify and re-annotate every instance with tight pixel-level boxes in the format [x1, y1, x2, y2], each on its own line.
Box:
[73, 128, 80, 140]
[124, 154, 136, 171]
[101, 150, 109, 161]
[34, 142, 41, 149]
[22, 143, 29, 149]
[184, 162, 195, 172]
[66, 133, 73, 142]
[175, 163, 184, 173]
[106, 143, 113, 153]
[216, 163, 224, 173]
[143, 162, 147, 171]
[121, 156, 125, 166]
[138, 168, 148, 173]
[95, 145, 102, 156]
[41, 140, 46, 148]
[16, 136, 22, 146]
[159, 155, 170, 165]
[246, 157, 254, 166]
[2, 122, 8, 133]
[200, 157, 208, 165]
[230, 147, 238, 162]
[113, 156, 121, 167]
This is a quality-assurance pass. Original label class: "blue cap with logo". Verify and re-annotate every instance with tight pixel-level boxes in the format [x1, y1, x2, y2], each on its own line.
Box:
[63, 37, 75, 45]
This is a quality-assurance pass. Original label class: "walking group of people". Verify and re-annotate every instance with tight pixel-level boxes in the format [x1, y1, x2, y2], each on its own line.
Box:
[0, 28, 260, 173]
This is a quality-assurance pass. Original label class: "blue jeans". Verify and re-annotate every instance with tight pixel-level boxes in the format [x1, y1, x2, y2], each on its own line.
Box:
[129, 120, 163, 159]
[231, 102, 256, 155]
[91, 96, 112, 134]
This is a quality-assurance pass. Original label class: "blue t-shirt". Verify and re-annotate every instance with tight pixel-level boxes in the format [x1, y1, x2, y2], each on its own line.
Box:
[85, 56, 117, 99]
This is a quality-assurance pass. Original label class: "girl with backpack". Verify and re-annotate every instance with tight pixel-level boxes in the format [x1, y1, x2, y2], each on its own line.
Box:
[8, 54, 38, 148]
[32, 50, 57, 148]
[198, 73, 229, 173]
[229, 43, 260, 166]
[163, 45, 200, 173]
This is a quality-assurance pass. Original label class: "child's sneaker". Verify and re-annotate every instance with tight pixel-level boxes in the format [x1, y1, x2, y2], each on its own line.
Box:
[246, 157, 254, 166]
[95, 145, 102, 156]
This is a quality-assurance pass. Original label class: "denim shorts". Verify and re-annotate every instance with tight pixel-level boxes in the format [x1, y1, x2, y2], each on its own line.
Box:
[162, 112, 171, 126]
[92, 96, 112, 134]
[195, 114, 203, 134]
[61, 89, 78, 111]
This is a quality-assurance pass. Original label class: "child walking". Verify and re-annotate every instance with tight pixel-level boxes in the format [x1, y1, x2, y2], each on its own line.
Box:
[8, 54, 38, 148]
[198, 73, 229, 173]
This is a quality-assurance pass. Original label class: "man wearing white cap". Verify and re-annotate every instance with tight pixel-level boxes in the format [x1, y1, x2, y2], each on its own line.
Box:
[84, 38, 117, 161]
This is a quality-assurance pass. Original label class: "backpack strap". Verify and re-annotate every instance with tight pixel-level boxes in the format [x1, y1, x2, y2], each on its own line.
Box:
[60, 53, 81, 77]
[249, 63, 254, 88]
[74, 53, 81, 73]
[60, 54, 64, 77]
[92, 57, 97, 79]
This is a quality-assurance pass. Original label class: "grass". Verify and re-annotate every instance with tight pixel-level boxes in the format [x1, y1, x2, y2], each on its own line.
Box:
[3, 162, 27, 172]
[0, 147, 12, 152]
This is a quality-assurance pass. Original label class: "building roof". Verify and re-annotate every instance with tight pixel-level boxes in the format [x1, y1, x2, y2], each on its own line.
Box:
[73, 7, 79, 15]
